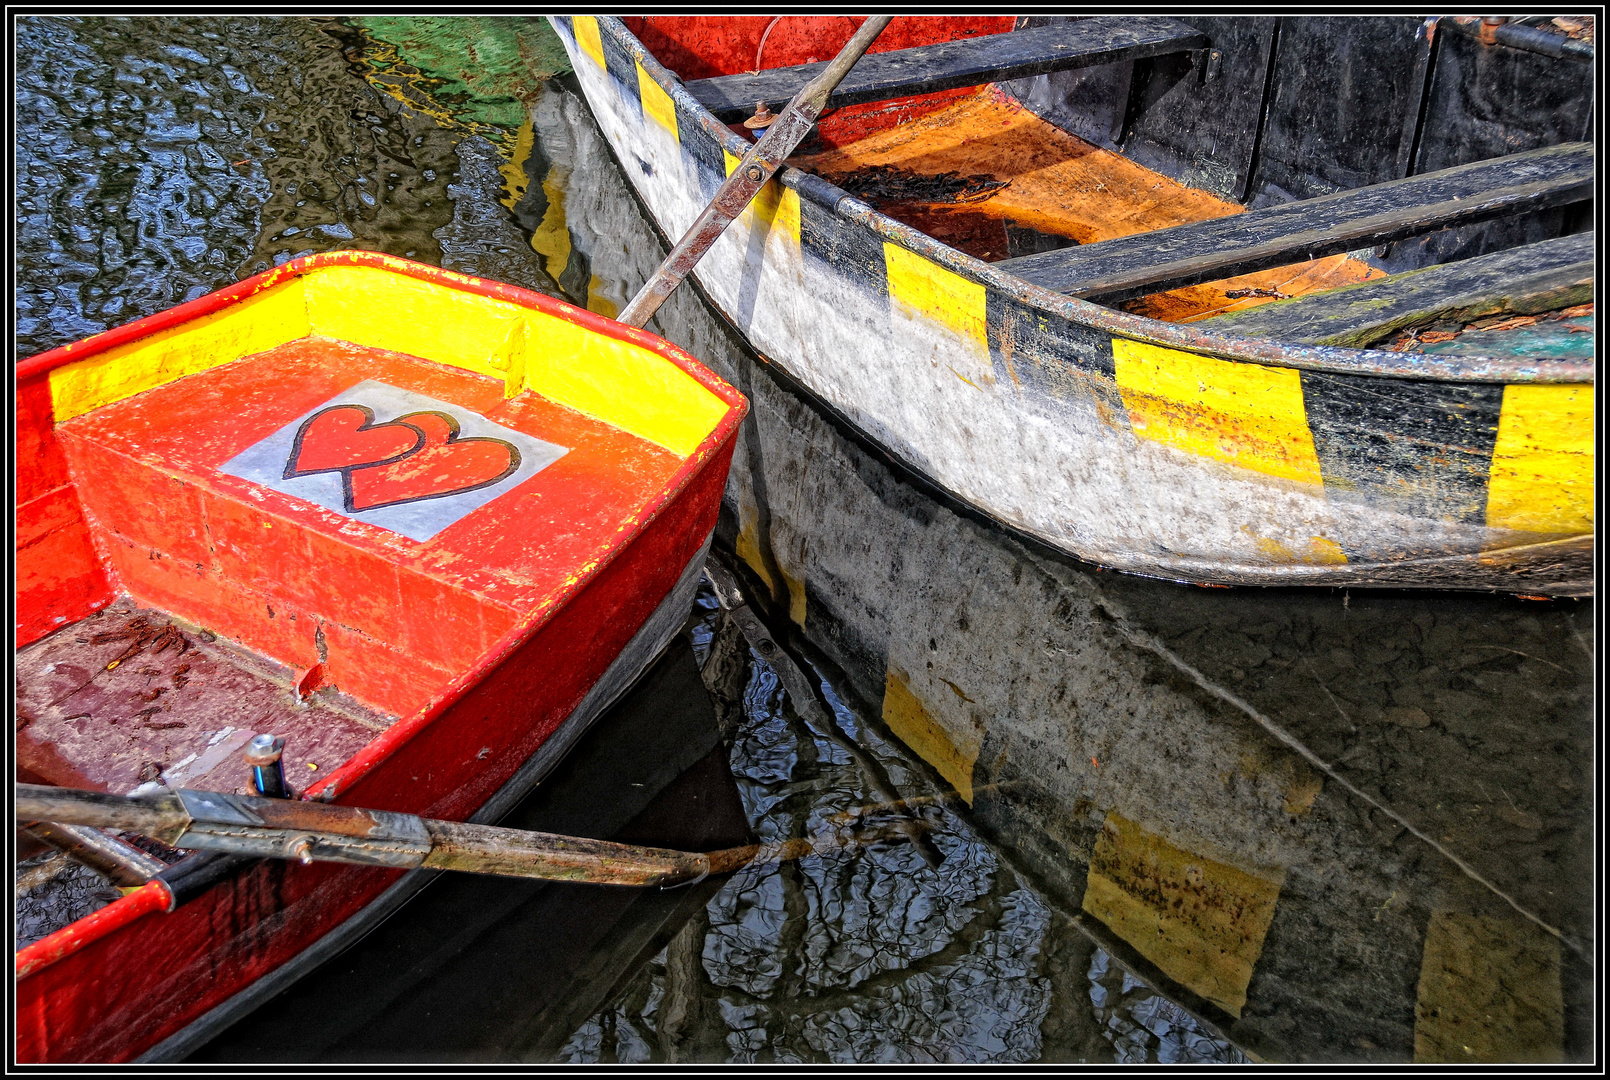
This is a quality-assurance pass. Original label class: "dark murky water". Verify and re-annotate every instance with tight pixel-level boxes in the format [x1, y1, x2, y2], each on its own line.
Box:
[16, 16, 1594, 1065]
[15, 15, 551, 357]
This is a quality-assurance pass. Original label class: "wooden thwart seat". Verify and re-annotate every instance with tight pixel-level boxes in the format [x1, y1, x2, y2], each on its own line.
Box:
[686, 18, 1208, 122]
[1201, 231, 1594, 347]
[998, 142, 1594, 304]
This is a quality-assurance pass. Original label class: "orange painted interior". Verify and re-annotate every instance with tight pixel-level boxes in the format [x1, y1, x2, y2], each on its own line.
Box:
[53, 339, 684, 718]
[794, 88, 1386, 321]
[16, 376, 113, 647]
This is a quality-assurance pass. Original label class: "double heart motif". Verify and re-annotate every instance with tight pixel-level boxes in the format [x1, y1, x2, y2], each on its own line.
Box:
[284, 404, 521, 513]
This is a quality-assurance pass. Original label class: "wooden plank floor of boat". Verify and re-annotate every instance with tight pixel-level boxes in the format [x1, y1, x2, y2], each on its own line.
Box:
[16, 600, 387, 797]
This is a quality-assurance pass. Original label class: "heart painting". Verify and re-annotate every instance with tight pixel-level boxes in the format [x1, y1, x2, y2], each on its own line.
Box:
[286, 405, 522, 513]
[221, 380, 568, 543]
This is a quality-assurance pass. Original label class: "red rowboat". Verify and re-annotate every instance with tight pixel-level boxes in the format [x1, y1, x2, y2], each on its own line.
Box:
[14, 250, 747, 1062]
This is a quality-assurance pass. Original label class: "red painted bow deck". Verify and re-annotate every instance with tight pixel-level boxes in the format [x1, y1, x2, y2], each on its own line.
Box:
[13, 251, 747, 1063]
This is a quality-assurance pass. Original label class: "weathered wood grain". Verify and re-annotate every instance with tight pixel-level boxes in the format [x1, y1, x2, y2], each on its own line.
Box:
[1248, 17, 1433, 205]
[999, 142, 1593, 303]
[1381, 25, 1596, 273]
[1203, 231, 1594, 347]
[1119, 16, 1278, 202]
[686, 18, 1207, 122]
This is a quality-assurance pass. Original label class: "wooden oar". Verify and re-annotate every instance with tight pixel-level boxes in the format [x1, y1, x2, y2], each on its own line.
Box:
[15, 783, 928, 891]
[616, 16, 893, 329]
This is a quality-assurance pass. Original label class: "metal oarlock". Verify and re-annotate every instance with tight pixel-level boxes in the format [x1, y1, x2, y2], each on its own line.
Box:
[744, 100, 775, 138]
[243, 734, 291, 799]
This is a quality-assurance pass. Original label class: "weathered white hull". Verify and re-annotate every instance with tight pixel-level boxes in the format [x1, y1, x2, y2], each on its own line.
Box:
[553, 17, 1592, 594]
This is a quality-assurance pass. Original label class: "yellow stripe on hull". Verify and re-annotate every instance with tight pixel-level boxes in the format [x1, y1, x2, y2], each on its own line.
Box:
[1113, 338, 1325, 487]
[885, 245, 989, 369]
[573, 16, 606, 68]
[1486, 384, 1595, 534]
[637, 61, 678, 139]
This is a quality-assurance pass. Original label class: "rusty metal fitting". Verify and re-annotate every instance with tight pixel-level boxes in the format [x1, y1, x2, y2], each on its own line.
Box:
[286, 835, 316, 865]
[242, 732, 286, 767]
[743, 101, 775, 132]
[1479, 16, 1505, 45]
[243, 733, 291, 799]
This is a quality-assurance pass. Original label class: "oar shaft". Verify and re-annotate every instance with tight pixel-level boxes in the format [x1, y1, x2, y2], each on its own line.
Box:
[616, 16, 893, 328]
[421, 819, 707, 886]
[15, 783, 710, 888]
[22, 822, 169, 887]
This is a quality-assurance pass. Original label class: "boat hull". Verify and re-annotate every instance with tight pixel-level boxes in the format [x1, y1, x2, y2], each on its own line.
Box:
[554, 16, 1593, 594]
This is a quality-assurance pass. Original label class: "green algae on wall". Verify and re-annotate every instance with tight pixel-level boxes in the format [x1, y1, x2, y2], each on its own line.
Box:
[350, 16, 570, 134]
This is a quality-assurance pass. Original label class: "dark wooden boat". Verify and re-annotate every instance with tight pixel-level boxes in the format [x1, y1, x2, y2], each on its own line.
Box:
[14, 251, 746, 1061]
[554, 15, 1594, 595]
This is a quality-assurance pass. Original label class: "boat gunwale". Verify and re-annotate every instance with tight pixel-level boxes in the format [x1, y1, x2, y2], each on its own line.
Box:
[16, 249, 742, 401]
[602, 15, 1594, 386]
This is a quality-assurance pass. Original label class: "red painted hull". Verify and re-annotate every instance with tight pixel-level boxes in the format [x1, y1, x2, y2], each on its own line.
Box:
[622, 15, 1016, 147]
[13, 252, 745, 1062]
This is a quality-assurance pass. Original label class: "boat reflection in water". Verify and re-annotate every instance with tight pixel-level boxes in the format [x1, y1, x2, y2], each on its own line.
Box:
[507, 73, 1591, 1064]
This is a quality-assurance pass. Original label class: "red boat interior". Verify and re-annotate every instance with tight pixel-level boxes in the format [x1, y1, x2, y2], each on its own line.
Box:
[16, 602, 388, 798]
[18, 336, 687, 802]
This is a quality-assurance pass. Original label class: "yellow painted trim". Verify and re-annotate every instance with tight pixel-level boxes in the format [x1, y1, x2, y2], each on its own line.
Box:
[1414, 911, 1563, 1063]
[723, 151, 800, 244]
[637, 61, 678, 140]
[301, 265, 727, 457]
[49, 279, 311, 422]
[486, 317, 528, 400]
[1247, 532, 1350, 565]
[882, 667, 978, 804]
[518, 310, 726, 457]
[1308, 536, 1349, 565]
[303, 264, 513, 380]
[1082, 812, 1283, 1017]
[749, 184, 800, 243]
[884, 244, 988, 360]
[48, 260, 728, 460]
[753, 184, 799, 242]
[783, 562, 807, 628]
[1485, 384, 1594, 534]
[1112, 338, 1325, 487]
[734, 488, 780, 599]
[573, 16, 606, 68]
[776, 187, 801, 245]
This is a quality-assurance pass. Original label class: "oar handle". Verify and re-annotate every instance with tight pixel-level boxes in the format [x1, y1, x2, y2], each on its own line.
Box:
[616, 16, 894, 329]
[16, 784, 189, 839]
